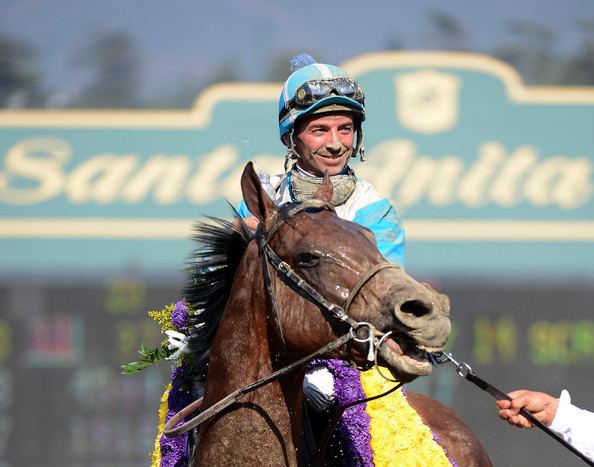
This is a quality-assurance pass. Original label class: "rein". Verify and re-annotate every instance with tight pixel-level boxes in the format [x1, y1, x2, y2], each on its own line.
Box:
[432, 352, 594, 467]
[163, 199, 399, 438]
[258, 201, 357, 331]
[163, 331, 354, 437]
[315, 380, 404, 462]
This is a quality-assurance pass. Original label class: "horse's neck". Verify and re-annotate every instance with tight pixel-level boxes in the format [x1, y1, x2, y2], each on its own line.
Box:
[196, 251, 302, 467]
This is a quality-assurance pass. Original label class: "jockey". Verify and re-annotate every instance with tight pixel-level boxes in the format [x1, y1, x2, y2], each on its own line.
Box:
[237, 53, 404, 267]
[236, 54, 406, 413]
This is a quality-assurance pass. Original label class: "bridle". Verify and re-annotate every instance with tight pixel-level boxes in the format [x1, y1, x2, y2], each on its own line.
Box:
[163, 199, 399, 438]
[258, 198, 399, 353]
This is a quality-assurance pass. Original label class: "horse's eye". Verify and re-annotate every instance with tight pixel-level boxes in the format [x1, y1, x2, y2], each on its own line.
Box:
[296, 252, 320, 268]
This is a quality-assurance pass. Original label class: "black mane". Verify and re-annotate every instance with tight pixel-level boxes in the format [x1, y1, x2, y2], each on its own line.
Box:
[184, 208, 253, 380]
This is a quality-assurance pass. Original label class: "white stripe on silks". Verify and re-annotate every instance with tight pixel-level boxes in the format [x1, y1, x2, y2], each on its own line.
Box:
[315, 64, 333, 78]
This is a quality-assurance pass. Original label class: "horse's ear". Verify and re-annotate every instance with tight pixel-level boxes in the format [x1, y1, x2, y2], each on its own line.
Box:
[313, 170, 334, 203]
[241, 162, 277, 222]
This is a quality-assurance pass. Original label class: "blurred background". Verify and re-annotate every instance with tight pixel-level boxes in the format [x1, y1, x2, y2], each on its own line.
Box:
[1, 1, 594, 466]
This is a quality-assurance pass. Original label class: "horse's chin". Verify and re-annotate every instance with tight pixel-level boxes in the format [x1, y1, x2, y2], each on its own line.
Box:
[377, 336, 436, 382]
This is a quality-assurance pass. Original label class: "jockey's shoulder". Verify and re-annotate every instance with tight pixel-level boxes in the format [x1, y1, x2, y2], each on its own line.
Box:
[351, 178, 384, 204]
[267, 172, 284, 187]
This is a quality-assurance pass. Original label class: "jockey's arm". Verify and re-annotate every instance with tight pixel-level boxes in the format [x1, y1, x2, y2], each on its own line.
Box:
[352, 197, 405, 266]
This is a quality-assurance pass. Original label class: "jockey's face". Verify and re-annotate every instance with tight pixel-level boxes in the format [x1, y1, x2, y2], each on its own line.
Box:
[293, 112, 355, 176]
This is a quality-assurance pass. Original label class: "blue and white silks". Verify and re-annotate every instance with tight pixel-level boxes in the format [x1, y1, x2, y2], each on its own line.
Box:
[236, 169, 405, 267]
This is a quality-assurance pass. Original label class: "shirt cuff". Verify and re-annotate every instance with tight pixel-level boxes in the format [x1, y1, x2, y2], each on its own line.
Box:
[550, 389, 573, 433]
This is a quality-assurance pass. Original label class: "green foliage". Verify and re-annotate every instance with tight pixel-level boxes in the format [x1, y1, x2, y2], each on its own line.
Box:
[121, 343, 173, 375]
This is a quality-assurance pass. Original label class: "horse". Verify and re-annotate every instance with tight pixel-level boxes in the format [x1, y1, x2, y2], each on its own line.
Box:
[174, 162, 491, 466]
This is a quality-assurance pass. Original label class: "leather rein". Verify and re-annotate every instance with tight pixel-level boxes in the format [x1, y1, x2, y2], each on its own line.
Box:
[163, 199, 398, 438]
[432, 352, 594, 466]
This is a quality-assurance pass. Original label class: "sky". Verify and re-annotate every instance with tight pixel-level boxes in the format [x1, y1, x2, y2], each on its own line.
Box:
[1, 0, 593, 99]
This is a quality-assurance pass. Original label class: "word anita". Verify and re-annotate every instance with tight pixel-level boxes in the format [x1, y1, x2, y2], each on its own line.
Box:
[0, 137, 592, 211]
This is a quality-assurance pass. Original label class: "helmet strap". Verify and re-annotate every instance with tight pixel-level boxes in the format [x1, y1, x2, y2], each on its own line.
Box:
[352, 124, 366, 162]
[284, 129, 300, 173]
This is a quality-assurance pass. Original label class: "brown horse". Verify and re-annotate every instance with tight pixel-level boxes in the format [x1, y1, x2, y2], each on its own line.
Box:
[181, 162, 491, 466]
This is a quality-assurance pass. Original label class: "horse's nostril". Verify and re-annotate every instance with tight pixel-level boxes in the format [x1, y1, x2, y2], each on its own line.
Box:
[400, 299, 432, 318]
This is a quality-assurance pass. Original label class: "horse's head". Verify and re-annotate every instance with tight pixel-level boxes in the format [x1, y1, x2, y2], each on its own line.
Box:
[241, 162, 450, 383]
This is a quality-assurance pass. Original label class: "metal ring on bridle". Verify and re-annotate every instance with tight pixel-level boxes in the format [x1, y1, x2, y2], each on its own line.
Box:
[352, 322, 379, 363]
[352, 322, 375, 343]
[456, 361, 473, 378]
[373, 331, 400, 382]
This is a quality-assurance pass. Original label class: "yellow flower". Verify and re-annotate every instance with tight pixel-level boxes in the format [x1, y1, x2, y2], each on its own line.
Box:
[148, 303, 176, 333]
[360, 368, 453, 467]
[151, 383, 171, 467]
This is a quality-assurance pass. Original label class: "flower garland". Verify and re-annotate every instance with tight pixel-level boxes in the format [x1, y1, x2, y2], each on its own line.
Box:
[123, 300, 194, 467]
[315, 359, 458, 467]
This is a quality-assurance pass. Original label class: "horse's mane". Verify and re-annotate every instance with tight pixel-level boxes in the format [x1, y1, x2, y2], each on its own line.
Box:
[184, 208, 253, 379]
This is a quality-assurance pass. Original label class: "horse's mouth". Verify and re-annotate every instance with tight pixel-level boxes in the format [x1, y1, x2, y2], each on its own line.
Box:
[378, 334, 439, 379]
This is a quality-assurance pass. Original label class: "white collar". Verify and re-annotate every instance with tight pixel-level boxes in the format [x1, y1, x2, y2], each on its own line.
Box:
[295, 164, 318, 178]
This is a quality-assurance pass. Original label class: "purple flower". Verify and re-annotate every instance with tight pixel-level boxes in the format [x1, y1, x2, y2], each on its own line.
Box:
[310, 359, 374, 467]
[171, 301, 189, 331]
[160, 364, 193, 466]
[160, 303, 191, 465]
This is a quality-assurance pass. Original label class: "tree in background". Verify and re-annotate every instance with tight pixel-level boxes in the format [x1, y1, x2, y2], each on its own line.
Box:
[202, 56, 242, 88]
[424, 10, 469, 51]
[385, 36, 406, 51]
[0, 34, 44, 107]
[491, 20, 559, 84]
[70, 30, 143, 108]
[560, 19, 594, 85]
[4, 12, 594, 109]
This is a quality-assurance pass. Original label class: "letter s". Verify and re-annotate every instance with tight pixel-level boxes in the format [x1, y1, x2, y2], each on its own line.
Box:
[0, 137, 69, 205]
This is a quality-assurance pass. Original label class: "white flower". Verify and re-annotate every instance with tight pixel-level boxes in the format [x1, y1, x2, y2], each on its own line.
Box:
[165, 329, 189, 361]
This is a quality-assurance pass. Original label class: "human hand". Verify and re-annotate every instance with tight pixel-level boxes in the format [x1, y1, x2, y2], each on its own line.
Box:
[496, 390, 559, 428]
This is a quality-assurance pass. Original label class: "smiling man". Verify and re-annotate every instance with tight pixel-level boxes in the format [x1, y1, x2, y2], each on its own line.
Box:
[238, 54, 405, 266]
[292, 112, 355, 176]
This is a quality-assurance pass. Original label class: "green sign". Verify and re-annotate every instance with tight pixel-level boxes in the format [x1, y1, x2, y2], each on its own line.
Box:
[1, 52, 593, 278]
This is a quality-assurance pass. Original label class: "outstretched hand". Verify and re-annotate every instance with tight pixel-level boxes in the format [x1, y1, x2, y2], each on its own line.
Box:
[496, 390, 559, 429]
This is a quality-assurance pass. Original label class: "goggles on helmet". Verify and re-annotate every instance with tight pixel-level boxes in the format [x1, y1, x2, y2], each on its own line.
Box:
[280, 77, 365, 120]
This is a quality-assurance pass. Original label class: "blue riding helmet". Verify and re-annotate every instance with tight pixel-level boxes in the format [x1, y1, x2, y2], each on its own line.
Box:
[278, 63, 366, 144]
